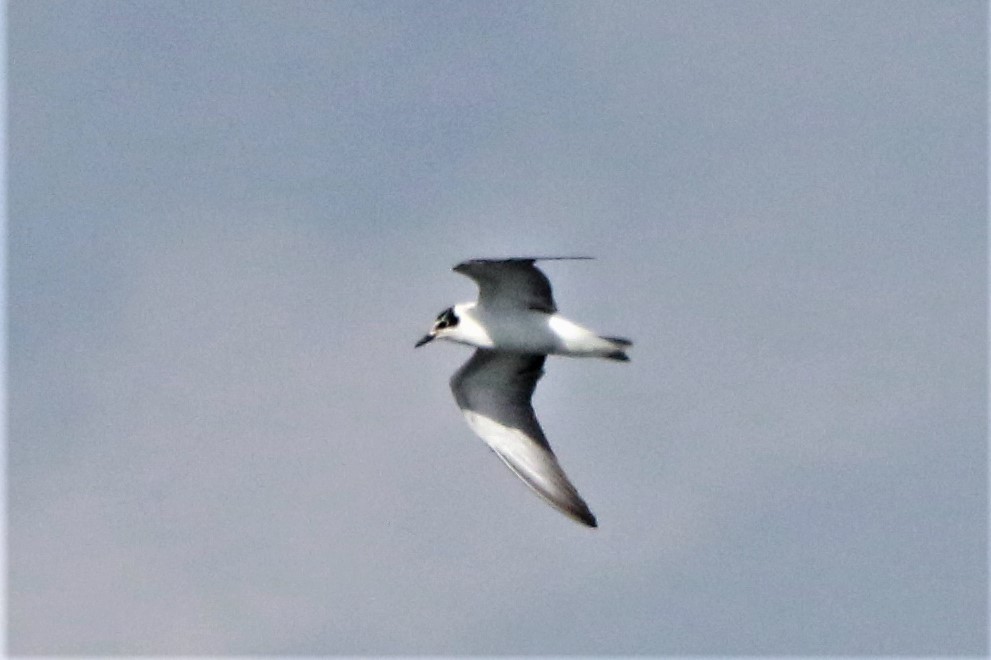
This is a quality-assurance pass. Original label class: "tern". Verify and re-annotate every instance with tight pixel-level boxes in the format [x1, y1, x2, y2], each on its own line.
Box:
[415, 257, 631, 527]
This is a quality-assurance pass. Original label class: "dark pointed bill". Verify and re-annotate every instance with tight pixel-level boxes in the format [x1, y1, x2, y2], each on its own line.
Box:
[415, 334, 434, 348]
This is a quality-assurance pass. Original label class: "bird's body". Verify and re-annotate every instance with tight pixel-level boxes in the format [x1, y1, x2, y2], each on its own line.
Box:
[416, 257, 631, 528]
[443, 302, 629, 359]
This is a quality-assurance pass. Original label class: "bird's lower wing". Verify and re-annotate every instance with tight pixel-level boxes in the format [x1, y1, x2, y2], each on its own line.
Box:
[461, 411, 597, 527]
[451, 350, 597, 527]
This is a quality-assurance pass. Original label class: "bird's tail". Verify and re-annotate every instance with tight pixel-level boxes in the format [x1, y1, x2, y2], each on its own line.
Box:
[602, 336, 632, 361]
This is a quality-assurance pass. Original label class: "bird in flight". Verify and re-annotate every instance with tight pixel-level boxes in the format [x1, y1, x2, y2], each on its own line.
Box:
[415, 257, 631, 527]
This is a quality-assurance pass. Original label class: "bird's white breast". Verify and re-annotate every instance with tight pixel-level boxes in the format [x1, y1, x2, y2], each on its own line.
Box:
[468, 306, 560, 353]
[447, 303, 617, 357]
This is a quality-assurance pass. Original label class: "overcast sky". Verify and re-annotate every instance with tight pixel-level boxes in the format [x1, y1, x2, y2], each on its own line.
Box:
[7, 1, 987, 655]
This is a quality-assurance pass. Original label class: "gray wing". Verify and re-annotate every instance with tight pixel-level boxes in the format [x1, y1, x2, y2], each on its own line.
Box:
[453, 257, 591, 313]
[450, 349, 597, 527]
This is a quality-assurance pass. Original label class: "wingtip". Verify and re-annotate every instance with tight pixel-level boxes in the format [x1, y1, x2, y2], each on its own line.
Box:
[534, 255, 595, 262]
[567, 502, 598, 527]
[454, 256, 595, 269]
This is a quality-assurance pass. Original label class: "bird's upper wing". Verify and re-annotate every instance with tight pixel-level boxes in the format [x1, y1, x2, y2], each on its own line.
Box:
[453, 257, 591, 313]
[450, 349, 597, 527]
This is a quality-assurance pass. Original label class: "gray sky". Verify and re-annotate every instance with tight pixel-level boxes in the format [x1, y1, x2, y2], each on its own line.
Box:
[7, 1, 987, 655]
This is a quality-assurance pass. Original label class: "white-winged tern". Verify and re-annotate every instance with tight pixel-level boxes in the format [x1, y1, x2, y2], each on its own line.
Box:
[415, 257, 631, 527]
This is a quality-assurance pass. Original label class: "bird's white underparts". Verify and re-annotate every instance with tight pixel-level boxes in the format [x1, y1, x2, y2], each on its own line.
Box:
[415, 257, 631, 528]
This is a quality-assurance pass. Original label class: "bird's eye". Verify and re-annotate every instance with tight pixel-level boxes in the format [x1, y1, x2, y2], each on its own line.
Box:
[435, 308, 458, 330]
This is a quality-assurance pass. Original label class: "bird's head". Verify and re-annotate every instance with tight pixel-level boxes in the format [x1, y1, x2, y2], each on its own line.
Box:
[415, 306, 460, 347]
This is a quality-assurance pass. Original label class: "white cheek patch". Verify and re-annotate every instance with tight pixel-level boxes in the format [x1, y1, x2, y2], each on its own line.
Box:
[454, 317, 494, 348]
